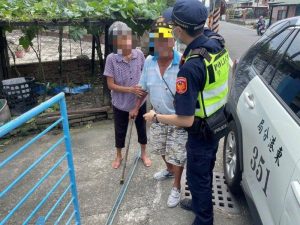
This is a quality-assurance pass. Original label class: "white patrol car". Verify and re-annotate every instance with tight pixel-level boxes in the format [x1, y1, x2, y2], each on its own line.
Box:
[223, 16, 300, 225]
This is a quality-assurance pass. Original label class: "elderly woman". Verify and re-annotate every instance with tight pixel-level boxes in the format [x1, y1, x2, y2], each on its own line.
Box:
[103, 21, 151, 169]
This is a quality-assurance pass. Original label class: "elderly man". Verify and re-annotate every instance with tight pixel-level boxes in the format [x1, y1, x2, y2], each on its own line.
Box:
[144, 1, 230, 224]
[130, 16, 188, 208]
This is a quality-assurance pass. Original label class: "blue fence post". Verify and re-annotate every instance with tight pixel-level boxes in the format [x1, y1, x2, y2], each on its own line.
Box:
[35, 217, 45, 225]
[59, 96, 81, 225]
[0, 93, 81, 224]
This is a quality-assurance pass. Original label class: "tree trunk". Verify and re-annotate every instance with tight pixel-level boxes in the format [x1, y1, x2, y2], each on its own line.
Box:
[102, 25, 111, 106]
[59, 27, 63, 85]
[91, 35, 95, 77]
[95, 34, 104, 73]
[0, 28, 11, 81]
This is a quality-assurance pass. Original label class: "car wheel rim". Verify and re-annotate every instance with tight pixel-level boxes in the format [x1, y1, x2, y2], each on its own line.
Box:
[225, 131, 237, 180]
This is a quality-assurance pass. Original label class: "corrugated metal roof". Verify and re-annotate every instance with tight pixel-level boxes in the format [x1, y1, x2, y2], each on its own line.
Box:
[226, 0, 252, 3]
[269, 0, 300, 6]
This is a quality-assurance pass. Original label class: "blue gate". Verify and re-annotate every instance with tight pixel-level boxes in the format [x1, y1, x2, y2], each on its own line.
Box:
[0, 93, 81, 224]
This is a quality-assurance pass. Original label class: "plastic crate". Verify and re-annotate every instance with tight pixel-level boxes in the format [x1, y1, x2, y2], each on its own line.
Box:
[1, 77, 37, 115]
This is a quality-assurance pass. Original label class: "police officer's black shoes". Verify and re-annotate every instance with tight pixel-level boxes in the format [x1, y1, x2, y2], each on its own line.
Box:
[180, 198, 193, 211]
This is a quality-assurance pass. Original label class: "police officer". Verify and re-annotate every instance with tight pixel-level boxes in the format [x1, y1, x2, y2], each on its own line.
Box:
[144, 0, 230, 224]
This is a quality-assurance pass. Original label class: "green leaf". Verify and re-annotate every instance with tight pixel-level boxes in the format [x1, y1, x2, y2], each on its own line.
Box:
[120, 10, 127, 19]
[19, 36, 31, 49]
[69, 26, 87, 42]
[130, 17, 137, 25]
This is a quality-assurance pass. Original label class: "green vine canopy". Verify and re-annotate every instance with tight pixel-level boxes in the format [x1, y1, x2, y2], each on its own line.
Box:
[0, 0, 168, 34]
[1, 0, 172, 80]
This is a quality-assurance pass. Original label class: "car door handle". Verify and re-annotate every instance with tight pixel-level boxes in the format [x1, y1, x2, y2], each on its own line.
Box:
[291, 181, 300, 206]
[244, 92, 255, 109]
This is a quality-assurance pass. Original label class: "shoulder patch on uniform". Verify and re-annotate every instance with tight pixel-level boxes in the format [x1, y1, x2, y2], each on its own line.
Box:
[176, 77, 187, 94]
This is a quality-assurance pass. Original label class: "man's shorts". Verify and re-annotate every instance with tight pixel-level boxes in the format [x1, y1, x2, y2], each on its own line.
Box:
[150, 123, 188, 167]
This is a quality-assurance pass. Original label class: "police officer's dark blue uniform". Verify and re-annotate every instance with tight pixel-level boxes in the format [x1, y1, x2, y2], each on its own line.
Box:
[170, 1, 225, 224]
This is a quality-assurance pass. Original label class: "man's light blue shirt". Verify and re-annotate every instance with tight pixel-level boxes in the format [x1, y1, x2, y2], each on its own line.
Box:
[139, 50, 181, 114]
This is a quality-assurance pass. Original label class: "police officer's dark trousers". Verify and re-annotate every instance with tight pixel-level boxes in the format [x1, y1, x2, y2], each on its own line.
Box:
[186, 133, 218, 225]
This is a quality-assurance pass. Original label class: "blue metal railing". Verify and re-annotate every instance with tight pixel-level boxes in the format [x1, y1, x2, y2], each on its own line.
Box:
[0, 93, 81, 225]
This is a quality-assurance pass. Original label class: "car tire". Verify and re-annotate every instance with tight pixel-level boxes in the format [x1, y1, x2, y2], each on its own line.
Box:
[223, 120, 242, 195]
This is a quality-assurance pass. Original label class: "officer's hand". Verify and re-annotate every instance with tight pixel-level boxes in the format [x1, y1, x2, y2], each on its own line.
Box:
[143, 110, 155, 122]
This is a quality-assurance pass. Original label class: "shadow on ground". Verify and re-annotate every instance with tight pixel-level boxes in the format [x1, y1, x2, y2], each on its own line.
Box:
[0, 120, 253, 225]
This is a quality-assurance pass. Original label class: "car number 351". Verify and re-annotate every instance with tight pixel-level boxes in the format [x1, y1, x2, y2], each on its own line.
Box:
[250, 146, 270, 197]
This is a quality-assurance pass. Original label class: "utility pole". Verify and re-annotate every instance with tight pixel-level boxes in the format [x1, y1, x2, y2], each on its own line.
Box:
[205, 0, 223, 33]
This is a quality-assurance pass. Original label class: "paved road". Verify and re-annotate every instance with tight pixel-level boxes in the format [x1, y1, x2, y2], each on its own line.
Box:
[219, 21, 260, 61]
[1, 22, 262, 225]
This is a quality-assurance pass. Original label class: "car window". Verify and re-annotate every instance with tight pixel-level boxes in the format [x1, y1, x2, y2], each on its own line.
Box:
[265, 20, 290, 37]
[261, 30, 296, 83]
[270, 30, 300, 119]
[252, 29, 294, 82]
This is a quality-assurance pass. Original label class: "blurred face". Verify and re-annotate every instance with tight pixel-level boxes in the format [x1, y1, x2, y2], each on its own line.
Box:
[151, 27, 174, 58]
[113, 30, 132, 55]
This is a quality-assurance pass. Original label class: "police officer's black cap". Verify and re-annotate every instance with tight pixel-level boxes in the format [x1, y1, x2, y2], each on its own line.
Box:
[162, 7, 173, 23]
[170, 0, 208, 31]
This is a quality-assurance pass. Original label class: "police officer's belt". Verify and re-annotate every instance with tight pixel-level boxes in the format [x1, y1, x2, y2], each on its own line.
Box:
[185, 106, 228, 141]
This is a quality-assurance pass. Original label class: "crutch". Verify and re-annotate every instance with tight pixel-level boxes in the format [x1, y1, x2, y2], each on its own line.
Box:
[120, 118, 134, 185]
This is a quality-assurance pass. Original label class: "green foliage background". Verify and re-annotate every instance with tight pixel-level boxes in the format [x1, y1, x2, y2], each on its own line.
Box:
[1, 0, 176, 78]
[0, 0, 167, 23]
[0, 0, 173, 40]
